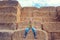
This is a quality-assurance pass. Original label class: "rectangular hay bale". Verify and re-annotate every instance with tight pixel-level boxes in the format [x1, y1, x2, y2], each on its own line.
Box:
[43, 22, 60, 32]
[33, 11, 50, 17]
[0, 23, 16, 30]
[42, 17, 56, 22]
[53, 32, 60, 39]
[0, 32, 13, 40]
[0, 7, 19, 23]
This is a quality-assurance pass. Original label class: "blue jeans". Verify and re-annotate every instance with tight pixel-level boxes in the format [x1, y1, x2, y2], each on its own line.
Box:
[24, 27, 36, 38]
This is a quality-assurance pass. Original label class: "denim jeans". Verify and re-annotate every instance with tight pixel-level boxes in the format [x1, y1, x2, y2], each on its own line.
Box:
[24, 27, 36, 38]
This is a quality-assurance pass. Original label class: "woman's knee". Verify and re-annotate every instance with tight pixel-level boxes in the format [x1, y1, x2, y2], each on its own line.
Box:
[25, 28, 30, 32]
[32, 27, 36, 30]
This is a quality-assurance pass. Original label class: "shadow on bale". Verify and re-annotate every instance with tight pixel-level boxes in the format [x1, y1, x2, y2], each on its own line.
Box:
[56, 15, 60, 21]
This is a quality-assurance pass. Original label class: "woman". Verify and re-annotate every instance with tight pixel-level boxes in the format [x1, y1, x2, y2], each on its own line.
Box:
[24, 21, 37, 39]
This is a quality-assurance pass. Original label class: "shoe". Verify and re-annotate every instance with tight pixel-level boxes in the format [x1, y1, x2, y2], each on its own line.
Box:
[34, 37, 37, 39]
[23, 36, 26, 38]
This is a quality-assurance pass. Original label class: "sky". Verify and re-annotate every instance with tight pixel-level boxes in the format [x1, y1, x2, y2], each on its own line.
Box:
[17, 0, 60, 8]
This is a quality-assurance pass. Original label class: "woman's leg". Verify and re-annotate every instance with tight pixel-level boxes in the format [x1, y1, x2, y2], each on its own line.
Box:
[24, 27, 30, 38]
[32, 27, 37, 39]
